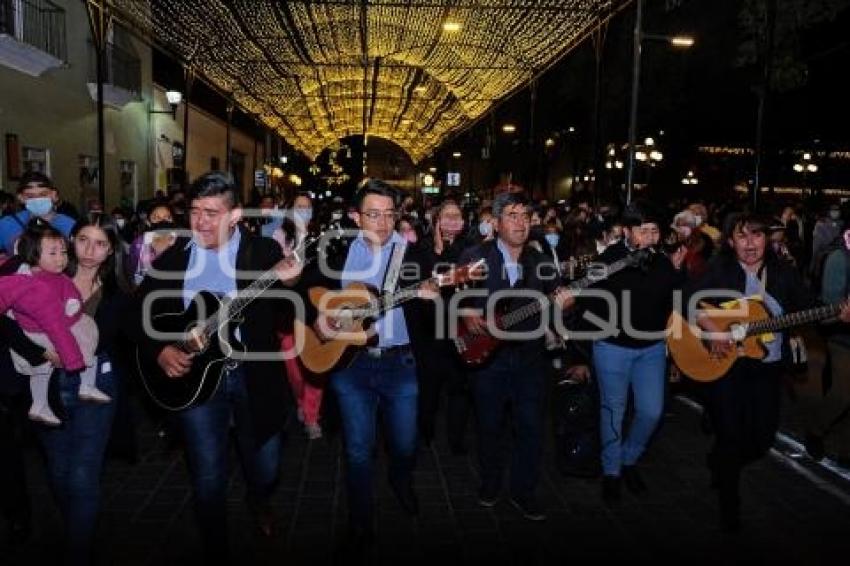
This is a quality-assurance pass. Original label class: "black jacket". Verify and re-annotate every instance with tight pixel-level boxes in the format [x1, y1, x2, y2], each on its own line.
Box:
[459, 239, 560, 357]
[132, 228, 292, 444]
[685, 251, 814, 364]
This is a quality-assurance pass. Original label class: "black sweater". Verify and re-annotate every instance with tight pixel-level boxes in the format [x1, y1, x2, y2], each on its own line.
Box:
[580, 241, 685, 349]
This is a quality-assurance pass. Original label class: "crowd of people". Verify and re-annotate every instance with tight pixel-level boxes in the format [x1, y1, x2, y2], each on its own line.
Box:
[1, 169, 850, 564]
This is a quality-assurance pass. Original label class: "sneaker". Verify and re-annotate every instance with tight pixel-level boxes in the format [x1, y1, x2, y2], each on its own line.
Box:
[305, 423, 323, 440]
[509, 494, 547, 521]
[78, 385, 112, 404]
[28, 404, 60, 426]
[478, 483, 500, 508]
[622, 465, 648, 495]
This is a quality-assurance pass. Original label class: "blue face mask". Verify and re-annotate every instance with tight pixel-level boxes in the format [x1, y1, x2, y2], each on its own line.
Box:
[25, 197, 53, 217]
[545, 233, 560, 248]
[294, 208, 312, 224]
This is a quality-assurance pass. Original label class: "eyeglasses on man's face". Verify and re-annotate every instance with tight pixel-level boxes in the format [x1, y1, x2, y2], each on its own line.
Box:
[360, 209, 398, 222]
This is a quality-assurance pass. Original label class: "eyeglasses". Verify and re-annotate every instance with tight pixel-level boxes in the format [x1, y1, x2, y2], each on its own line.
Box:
[360, 210, 398, 221]
[502, 211, 532, 223]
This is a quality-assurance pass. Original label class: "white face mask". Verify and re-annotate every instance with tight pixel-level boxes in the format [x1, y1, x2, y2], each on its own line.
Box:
[479, 220, 493, 237]
[829, 210, 841, 221]
[115, 218, 126, 229]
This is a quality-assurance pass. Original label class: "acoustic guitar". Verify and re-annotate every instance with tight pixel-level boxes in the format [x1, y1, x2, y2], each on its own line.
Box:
[667, 297, 846, 382]
[135, 236, 322, 411]
[294, 260, 485, 374]
[454, 247, 653, 367]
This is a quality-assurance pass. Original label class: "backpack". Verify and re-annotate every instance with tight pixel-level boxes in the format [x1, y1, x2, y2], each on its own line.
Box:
[552, 373, 601, 478]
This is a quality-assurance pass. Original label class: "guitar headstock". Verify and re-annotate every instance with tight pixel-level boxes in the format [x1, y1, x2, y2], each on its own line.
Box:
[434, 259, 487, 288]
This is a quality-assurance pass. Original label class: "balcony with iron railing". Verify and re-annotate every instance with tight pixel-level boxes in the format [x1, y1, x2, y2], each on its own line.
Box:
[0, 0, 66, 76]
[86, 39, 142, 107]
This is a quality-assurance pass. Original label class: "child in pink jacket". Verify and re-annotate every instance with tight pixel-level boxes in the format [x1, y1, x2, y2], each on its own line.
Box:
[1, 223, 105, 425]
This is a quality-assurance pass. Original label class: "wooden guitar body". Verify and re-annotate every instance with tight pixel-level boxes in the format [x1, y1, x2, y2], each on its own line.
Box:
[667, 299, 769, 383]
[453, 313, 504, 367]
[295, 283, 377, 374]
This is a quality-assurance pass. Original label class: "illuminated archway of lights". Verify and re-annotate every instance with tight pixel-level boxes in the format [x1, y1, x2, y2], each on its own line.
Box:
[112, 0, 623, 162]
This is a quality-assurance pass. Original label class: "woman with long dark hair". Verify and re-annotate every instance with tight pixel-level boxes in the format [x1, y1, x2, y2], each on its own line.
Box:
[36, 213, 132, 564]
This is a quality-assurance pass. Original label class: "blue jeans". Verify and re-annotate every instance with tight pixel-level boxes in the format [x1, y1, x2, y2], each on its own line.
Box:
[37, 353, 117, 566]
[175, 365, 281, 559]
[330, 350, 418, 528]
[593, 340, 667, 476]
[471, 348, 547, 498]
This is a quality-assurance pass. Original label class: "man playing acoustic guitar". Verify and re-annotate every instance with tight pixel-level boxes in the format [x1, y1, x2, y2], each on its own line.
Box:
[307, 179, 441, 550]
[133, 172, 303, 563]
[687, 213, 850, 532]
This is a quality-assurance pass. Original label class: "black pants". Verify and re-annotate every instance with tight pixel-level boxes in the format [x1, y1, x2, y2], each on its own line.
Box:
[706, 360, 782, 499]
[416, 339, 471, 448]
[0, 392, 31, 531]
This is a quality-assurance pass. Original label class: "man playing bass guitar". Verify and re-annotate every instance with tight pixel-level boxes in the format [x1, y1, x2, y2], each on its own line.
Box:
[457, 192, 574, 521]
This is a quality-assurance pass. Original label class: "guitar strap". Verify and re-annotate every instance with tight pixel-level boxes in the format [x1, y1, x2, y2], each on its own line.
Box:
[382, 242, 407, 294]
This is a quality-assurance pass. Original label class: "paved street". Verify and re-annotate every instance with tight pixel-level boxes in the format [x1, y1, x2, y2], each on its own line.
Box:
[3, 388, 850, 565]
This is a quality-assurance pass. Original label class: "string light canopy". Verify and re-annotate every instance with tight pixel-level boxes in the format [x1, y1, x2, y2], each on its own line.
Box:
[113, 0, 623, 162]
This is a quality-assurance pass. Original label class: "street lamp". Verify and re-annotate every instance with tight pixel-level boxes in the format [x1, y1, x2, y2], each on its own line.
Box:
[794, 152, 818, 196]
[625, 0, 695, 204]
[150, 89, 183, 119]
[681, 170, 699, 185]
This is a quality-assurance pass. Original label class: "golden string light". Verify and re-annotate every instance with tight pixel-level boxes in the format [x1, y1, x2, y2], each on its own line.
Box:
[113, 0, 621, 161]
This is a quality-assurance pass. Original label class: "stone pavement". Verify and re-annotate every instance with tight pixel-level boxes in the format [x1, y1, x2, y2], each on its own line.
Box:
[3, 390, 850, 566]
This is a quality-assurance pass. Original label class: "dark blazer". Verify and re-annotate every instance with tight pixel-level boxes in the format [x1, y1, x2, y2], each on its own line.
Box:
[459, 239, 560, 356]
[132, 227, 292, 444]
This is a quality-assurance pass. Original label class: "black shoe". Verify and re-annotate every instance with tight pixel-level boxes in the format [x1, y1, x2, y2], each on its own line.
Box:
[719, 491, 741, 533]
[478, 483, 501, 508]
[622, 465, 647, 495]
[344, 524, 375, 562]
[804, 432, 825, 461]
[6, 517, 31, 546]
[390, 481, 419, 516]
[250, 503, 277, 538]
[449, 443, 467, 456]
[509, 493, 547, 521]
[601, 475, 621, 506]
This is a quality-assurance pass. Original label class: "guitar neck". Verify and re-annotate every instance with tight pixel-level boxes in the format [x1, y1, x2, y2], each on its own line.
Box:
[499, 250, 645, 330]
[198, 239, 320, 339]
[746, 302, 844, 336]
[371, 276, 436, 318]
